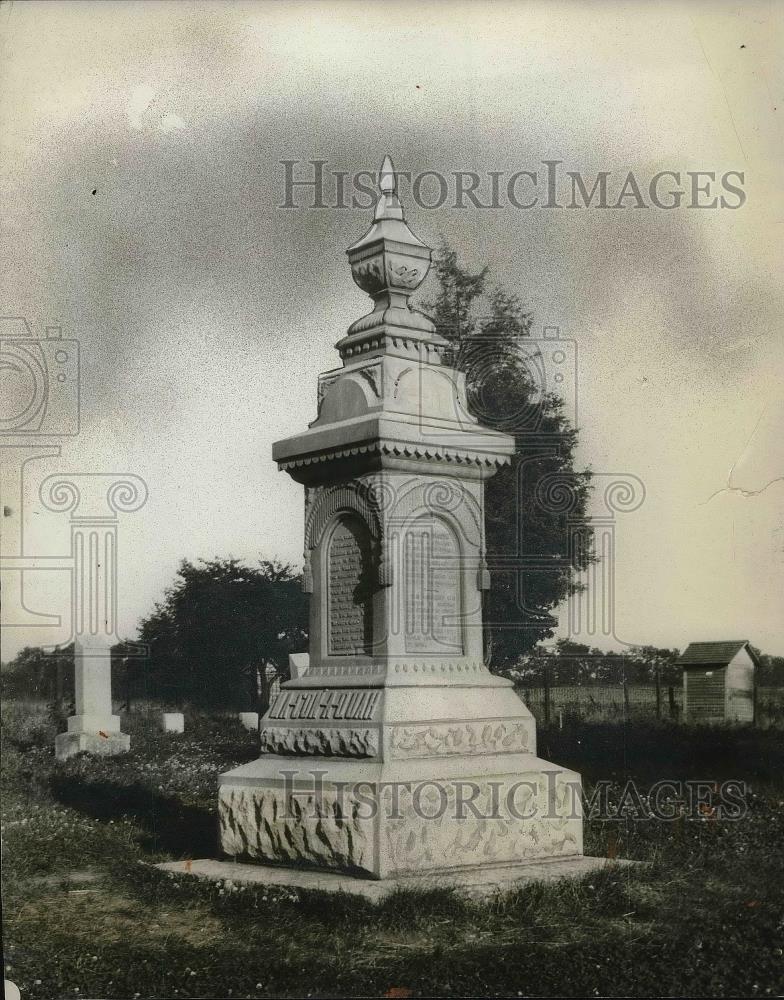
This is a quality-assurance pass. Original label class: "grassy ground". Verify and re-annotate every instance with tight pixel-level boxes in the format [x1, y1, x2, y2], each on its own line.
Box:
[2, 701, 783, 998]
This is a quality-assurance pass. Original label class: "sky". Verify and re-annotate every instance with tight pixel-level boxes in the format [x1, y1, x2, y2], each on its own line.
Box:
[1, 0, 782, 661]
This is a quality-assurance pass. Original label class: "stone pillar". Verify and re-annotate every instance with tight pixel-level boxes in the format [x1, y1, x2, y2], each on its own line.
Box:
[43, 474, 147, 760]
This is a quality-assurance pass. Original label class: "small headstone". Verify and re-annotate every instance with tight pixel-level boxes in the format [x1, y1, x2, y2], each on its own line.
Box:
[161, 712, 184, 733]
[288, 652, 310, 679]
[238, 712, 259, 731]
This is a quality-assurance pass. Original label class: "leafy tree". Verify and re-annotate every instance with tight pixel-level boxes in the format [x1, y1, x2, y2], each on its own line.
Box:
[111, 639, 148, 711]
[137, 558, 308, 713]
[511, 642, 681, 688]
[752, 648, 784, 688]
[633, 645, 681, 685]
[0, 645, 53, 699]
[426, 242, 594, 670]
[552, 638, 593, 685]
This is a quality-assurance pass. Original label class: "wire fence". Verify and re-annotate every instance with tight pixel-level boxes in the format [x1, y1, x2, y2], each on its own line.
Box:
[515, 683, 784, 726]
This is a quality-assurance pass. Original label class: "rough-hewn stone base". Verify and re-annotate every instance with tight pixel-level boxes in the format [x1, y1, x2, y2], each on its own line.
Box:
[55, 731, 130, 761]
[155, 856, 636, 901]
[219, 753, 583, 878]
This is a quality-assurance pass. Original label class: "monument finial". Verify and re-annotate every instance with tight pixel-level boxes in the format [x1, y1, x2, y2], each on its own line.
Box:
[343, 152, 441, 355]
[374, 154, 403, 222]
[379, 155, 396, 194]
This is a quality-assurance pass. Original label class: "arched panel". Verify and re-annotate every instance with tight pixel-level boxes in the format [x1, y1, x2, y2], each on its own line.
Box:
[305, 483, 382, 552]
[394, 366, 469, 422]
[388, 478, 483, 550]
[315, 375, 374, 425]
[403, 516, 464, 655]
[325, 515, 374, 656]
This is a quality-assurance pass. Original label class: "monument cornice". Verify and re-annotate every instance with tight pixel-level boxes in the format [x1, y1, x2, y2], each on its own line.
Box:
[276, 438, 513, 481]
[282, 659, 514, 687]
[274, 414, 514, 466]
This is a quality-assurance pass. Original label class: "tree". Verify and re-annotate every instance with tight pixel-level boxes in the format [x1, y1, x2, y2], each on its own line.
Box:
[426, 242, 594, 670]
[137, 558, 308, 713]
[552, 638, 593, 685]
[0, 645, 53, 699]
[509, 642, 682, 690]
[752, 647, 784, 688]
[633, 645, 681, 686]
[111, 638, 147, 712]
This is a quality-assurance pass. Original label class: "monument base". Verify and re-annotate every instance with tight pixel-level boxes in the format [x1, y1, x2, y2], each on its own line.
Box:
[219, 751, 583, 879]
[155, 855, 635, 902]
[55, 730, 130, 761]
[219, 675, 586, 879]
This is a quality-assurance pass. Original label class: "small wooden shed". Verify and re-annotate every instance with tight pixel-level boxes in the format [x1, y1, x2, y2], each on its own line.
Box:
[679, 640, 759, 724]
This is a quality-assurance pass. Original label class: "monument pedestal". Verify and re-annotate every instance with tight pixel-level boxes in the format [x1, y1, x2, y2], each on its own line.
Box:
[55, 728, 130, 761]
[219, 157, 590, 883]
[220, 674, 582, 878]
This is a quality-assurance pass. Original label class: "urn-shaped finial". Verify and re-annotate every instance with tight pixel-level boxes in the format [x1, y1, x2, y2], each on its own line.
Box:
[347, 155, 432, 313]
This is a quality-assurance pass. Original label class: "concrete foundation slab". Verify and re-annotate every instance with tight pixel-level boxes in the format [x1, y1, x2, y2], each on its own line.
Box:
[155, 855, 637, 902]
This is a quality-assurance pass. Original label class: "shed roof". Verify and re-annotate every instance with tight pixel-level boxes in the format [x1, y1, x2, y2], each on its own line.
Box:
[677, 641, 759, 668]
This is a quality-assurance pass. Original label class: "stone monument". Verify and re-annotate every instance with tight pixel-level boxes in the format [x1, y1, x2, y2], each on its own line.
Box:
[48, 475, 145, 761]
[218, 157, 586, 880]
[55, 637, 130, 760]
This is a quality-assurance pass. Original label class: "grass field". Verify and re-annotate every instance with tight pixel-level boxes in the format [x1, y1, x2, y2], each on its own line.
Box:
[2, 699, 784, 998]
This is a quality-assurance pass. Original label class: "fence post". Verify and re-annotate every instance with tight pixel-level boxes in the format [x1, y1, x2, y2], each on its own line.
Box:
[655, 665, 662, 720]
[543, 660, 551, 726]
[622, 678, 630, 715]
[123, 656, 133, 714]
[668, 685, 676, 720]
[55, 656, 67, 714]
